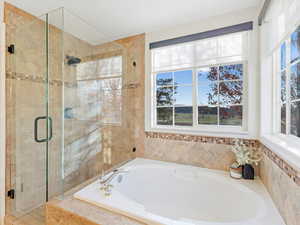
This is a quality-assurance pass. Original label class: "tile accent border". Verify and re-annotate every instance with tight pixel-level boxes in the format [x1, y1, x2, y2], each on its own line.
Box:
[7, 72, 140, 90]
[145, 131, 259, 147]
[261, 145, 300, 186]
[6, 71, 76, 88]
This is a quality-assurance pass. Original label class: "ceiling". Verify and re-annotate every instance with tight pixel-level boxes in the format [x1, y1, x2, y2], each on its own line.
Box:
[6, 0, 261, 44]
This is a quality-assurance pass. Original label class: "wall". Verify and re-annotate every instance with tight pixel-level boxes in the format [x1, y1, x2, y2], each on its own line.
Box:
[144, 132, 259, 172]
[143, 7, 260, 169]
[4, 3, 144, 221]
[258, 1, 300, 225]
[0, 0, 5, 224]
[145, 6, 260, 139]
[259, 144, 300, 225]
[142, 5, 300, 225]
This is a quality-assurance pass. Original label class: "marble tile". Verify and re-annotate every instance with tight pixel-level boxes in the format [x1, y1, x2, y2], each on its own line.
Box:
[260, 145, 300, 225]
[144, 138, 236, 171]
[46, 177, 146, 225]
[46, 201, 146, 225]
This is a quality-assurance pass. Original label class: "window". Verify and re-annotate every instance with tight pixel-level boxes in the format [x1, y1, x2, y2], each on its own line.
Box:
[76, 56, 122, 124]
[277, 26, 300, 138]
[151, 32, 248, 130]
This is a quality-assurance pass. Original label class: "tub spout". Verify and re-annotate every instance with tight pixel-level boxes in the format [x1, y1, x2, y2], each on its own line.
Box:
[99, 169, 128, 196]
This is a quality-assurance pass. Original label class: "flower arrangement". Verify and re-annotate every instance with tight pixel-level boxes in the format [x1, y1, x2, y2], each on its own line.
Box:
[231, 139, 262, 166]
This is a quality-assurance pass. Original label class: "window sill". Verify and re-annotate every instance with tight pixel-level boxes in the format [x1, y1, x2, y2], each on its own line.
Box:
[146, 126, 253, 139]
[260, 134, 300, 171]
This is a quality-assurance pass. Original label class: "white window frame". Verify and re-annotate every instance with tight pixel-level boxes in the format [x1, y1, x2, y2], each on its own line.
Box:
[260, 22, 300, 172]
[148, 33, 250, 136]
[273, 29, 300, 142]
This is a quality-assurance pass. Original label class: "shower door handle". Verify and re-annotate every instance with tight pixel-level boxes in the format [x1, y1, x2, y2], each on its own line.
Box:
[34, 116, 53, 143]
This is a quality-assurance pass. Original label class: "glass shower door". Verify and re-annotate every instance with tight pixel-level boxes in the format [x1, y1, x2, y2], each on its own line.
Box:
[9, 13, 54, 216]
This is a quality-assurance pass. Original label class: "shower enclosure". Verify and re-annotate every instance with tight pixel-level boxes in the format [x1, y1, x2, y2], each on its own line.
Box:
[6, 6, 135, 222]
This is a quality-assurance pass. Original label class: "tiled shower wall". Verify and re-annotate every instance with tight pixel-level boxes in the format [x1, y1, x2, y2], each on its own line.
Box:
[5, 2, 144, 217]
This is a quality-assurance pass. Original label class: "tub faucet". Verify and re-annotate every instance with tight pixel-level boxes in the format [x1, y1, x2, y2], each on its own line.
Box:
[99, 169, 128, 196]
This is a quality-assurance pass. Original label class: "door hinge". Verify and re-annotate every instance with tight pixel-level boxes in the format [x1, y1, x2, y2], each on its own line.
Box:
[7, 189, 15, 199]
[8, 44, 15, 54]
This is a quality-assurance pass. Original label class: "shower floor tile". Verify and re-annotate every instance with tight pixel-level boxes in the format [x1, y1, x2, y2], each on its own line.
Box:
[5, 206, 45, 225]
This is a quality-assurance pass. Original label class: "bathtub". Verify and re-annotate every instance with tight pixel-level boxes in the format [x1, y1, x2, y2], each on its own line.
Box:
[74, 158, 285, 225]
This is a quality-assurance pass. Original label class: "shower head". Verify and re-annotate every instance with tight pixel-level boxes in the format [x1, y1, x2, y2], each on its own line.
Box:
[66, 55, 81, 66]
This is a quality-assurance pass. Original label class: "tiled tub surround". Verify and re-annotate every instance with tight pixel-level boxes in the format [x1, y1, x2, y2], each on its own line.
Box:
[144, 132, 300, 225]
[260, 145, 300, 225]
[73, 158, 285, 225]
[46, 177, 146, 225]
[144, 132, 259, 172]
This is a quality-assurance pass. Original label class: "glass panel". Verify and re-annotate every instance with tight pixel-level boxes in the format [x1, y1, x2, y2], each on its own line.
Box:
[198, 67, 218, 82]
[101, 89, 122, 124]
[77, 56, 122, 79]
[48, 8, 65, 201]
[174, 70, 192, 85]
[157, 107, 173, 125]
[198, 67, 218, 105]
[219, 81, 243, 105]
[219, 105, 243, 126]
[99, 77, 122, 90]
[63, 8, 130, 199]
[156, 72, 173, 86]
[291, 26, 300, 63]
[198, 83, 218, 105]
[11, 14, 48, 216]
[174, 86, 192, 106]
[198, 106, 218, 125]
[219, 64, 243, 80]
[291, 101, 300, 137]
[97, 56, 122, 77]
[281, 103, 286, 134]
[157, 86, 174, 106]
[281, 71, 286, 103]
[290, 63, 300, 100]
[281, 43, 286, 70]
[175, 107, 193, 126]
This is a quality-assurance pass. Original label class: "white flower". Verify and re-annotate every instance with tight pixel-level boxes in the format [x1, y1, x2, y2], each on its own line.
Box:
[231, 139, 262, 166]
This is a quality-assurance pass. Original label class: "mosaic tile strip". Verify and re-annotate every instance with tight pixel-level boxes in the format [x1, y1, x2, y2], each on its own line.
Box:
[123, 83, 140, 89]
[261, 144, 300, 186]
[6, 71, 77, 88]
[7, 71, 141, 92]
[145, 131, 259, 148]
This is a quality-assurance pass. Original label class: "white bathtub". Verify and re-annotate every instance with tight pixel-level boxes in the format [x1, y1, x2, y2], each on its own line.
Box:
[74, 158, 285, 225]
